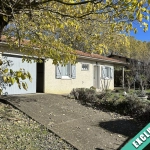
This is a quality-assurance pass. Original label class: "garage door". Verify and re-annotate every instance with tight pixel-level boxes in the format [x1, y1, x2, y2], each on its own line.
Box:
[2, 54, 36, 95]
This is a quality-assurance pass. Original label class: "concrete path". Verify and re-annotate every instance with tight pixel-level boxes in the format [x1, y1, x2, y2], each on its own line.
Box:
[1, 94, 141, 150]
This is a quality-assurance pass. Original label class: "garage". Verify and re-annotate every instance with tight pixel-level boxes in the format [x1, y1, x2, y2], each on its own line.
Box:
[2, 54, 37, 95]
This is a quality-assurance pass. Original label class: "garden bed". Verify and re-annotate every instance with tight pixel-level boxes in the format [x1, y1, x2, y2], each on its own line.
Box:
[70, 88, 150, 125]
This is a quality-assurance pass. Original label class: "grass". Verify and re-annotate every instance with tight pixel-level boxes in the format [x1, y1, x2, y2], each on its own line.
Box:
[0, 102, 76, 150]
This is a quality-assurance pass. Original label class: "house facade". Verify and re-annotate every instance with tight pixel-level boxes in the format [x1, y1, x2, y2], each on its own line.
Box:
[0, 42, 125, 95]
[44, 51, 125, 94]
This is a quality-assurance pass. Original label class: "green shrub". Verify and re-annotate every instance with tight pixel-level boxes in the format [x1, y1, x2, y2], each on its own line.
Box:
[70, 88, 150, 124]
[90, 86, 96, 90]
[138, 106, 150, 124]
[70, 88, 97, 105]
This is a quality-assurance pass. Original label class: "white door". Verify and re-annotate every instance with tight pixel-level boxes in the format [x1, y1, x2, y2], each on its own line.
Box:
[2, 54, 36, 95]
[93, 65, 100, 89]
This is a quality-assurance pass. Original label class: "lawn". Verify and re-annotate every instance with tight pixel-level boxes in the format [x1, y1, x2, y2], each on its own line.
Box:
[0, 101, 76, 150]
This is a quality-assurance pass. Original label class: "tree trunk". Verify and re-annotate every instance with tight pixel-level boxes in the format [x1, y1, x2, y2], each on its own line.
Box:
[127, 80, 130, 92]
[140, 79, 144, 92]
[0, 15, 8, 41]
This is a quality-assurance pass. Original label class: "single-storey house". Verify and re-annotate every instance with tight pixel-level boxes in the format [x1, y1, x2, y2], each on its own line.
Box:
[0, 41, 126, 95]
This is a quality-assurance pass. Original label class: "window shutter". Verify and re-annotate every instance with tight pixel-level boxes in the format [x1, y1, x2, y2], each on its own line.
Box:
[101, 66, 105, 78]
[55, 64, 62, 79]
[110, 67, 114, 79]
[67, 63, 71, 77]
[71, 64, 76, 79]
[108, 67, 111, 78]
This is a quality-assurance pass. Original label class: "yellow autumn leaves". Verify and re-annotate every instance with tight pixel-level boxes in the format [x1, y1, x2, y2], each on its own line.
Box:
[0, 62, 32, 94]
[2, 0, 150, 64]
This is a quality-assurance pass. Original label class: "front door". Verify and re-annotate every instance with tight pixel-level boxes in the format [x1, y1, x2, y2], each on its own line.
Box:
[93, 65, 100, 89]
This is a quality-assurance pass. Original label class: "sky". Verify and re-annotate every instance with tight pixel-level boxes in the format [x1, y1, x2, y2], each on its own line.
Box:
[130, 22, 150, 42]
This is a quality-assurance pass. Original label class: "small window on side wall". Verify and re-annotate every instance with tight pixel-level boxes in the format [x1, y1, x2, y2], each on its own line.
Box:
[81, 63, 89, 71]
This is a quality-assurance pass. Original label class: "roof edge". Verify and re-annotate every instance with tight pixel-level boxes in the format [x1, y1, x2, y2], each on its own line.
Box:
[78, 55, 127, 65]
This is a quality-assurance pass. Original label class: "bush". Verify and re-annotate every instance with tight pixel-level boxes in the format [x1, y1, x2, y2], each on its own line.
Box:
[90, 86, 96, 90]
[138, 106, 150, 123]
[70, 88, 97, 105]
[70, 88, 150, 124]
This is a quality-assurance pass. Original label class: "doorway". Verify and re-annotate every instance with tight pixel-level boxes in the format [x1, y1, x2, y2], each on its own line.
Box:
[36, 61, 44, 93]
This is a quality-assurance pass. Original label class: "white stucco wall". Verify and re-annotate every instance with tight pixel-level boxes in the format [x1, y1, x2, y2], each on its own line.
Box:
[44, 58, 114, 94]
[44, 59, 94, 94]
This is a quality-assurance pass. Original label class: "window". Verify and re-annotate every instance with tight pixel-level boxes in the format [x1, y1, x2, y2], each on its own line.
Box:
[101, 66, 113, 79]
[56, 63, 76, 79]
[81, 63, 89, 71]
[61, 64, 70, 76]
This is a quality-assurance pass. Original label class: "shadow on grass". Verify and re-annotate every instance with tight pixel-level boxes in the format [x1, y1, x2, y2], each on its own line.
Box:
[98, 119, 145, 149]
[99, 119, 142, 137]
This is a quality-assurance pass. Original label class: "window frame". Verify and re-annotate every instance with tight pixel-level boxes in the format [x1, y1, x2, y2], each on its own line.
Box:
[61, 63, 71, 79]
[55, 63, 76, 79]
[81, 63, 90, 71]
[101, 65, 113, 79]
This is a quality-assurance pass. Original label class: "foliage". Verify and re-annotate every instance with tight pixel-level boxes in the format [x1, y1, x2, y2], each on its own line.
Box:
[71, 88, 150, 124]
[2, 10, 130, 64]
[129, 37, 150, 61]
[113, 38, 150, 90]
[135, 90, 145, 97]
[90, 86, 96, 90]
[0, 0, 149, 64]
[109, 37, 150, 60]
[70, 88, 97, 105]
[58, 19, 130, 55]
[0, 57, 31, 95]
[125, 58, 150, 92]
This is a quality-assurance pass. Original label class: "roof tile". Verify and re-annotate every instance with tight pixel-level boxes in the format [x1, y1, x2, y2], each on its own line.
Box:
[76, 50, 125, 64]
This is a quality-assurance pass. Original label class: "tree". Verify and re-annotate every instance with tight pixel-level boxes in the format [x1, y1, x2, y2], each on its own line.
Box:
[117, 38, 150, 93]
[111, 36, 150, 92]
[58, 17, 130, 55]
[0, 0, 149, 64]
[108, 36, 150, 60]
[125, 59, 150, 93]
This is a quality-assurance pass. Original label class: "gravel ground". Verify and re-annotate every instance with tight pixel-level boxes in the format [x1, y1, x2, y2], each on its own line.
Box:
[0, 102, 77, 150]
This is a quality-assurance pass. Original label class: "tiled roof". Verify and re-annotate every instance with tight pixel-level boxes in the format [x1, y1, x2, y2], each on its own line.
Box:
[76, 50, 126, 64]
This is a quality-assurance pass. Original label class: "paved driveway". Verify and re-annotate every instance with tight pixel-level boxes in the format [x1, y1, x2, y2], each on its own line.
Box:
[1, 94, 141, 150]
